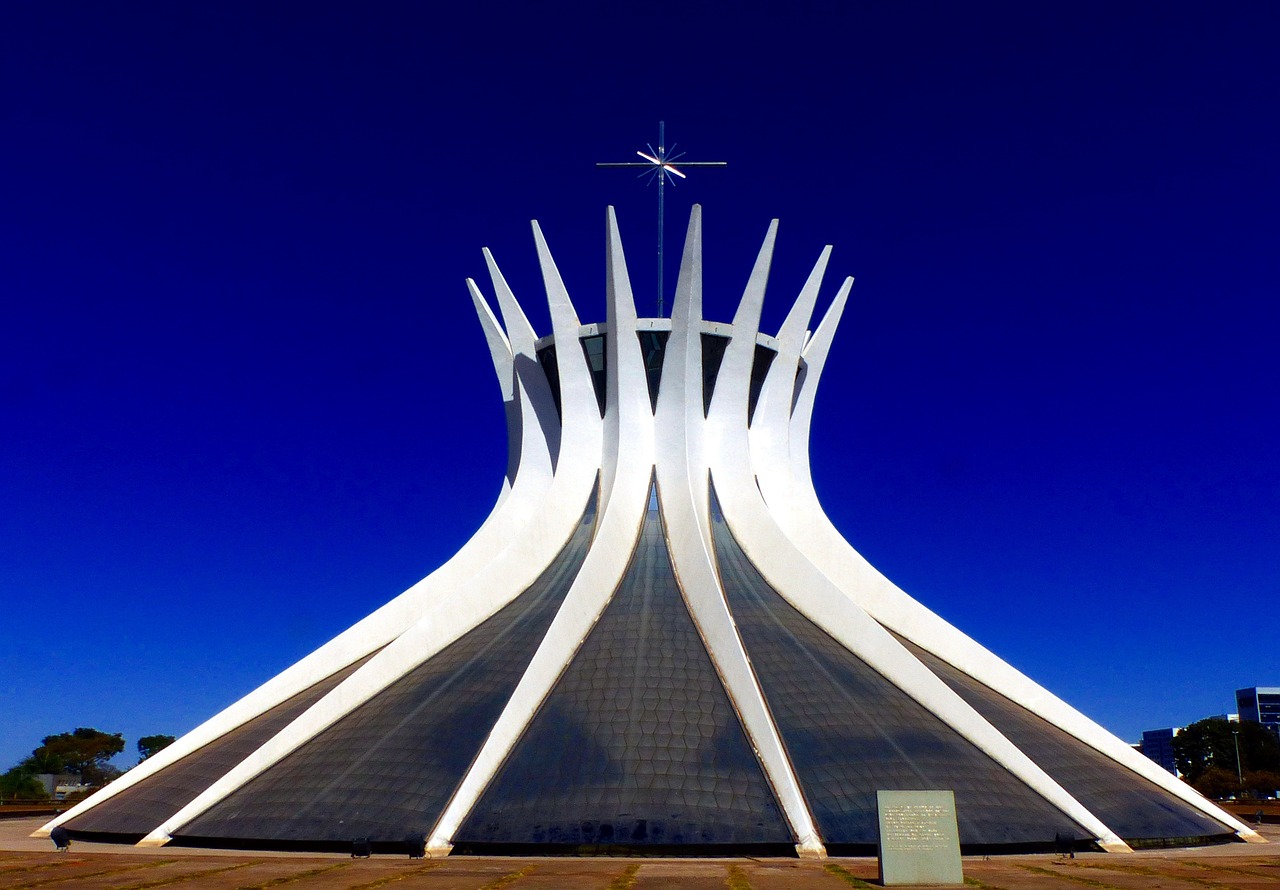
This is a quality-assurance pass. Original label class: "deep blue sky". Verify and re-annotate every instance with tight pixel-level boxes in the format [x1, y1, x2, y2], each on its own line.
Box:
[2, 3, 1277, 772]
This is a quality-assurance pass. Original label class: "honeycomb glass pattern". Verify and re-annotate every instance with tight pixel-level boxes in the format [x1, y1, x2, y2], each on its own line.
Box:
[457, 485, 791, 849]
[175, 496, 598, 844]
[709, 491, 1087, 847]
[901, 639, 1232, 841]
[64, 655, 375, 838]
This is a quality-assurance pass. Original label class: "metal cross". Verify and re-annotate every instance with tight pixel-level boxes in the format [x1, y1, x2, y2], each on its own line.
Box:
[597, 121, 727, 316]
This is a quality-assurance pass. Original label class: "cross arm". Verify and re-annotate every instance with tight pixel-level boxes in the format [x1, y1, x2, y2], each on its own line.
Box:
[596, 161, 728, 167]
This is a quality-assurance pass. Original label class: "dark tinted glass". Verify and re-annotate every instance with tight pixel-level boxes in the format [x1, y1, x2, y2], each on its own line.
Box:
[901, 640, 1232, 841]
[458, 483, 791, 848]
[580, 335, 607, 416]
[176, 495, 598, 844]
[700, 333, 729, 415]
[710, 489, 1087, 847]
[746, 345, 775, 425]
[64, 655, 374, 837]
[536, 344, 561, 422]
[637, 330, 669, 412]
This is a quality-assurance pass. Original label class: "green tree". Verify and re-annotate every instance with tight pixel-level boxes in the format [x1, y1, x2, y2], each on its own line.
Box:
[1243, 769, 1280, 798]
[1173, 718, 1280, 784]
[1190, 767, 1239, 800]
[137, 735, 176, 763]
[24, 728, 125, 787]
[22, 748, 66, 774]
[0, 766, 49, 801]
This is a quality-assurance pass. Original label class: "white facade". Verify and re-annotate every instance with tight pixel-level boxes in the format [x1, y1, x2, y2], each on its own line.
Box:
[37, 208, 1262, 855]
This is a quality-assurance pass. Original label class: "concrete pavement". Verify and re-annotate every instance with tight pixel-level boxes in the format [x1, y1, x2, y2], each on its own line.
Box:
[2, 819, 1277, 888]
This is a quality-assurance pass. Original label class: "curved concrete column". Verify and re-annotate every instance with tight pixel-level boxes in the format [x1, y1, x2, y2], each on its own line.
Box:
[654, 209, 825, 858]
[723, 253, 1129, 852]
[424, 206, 657, 855]
[39, 276, 548, 839]
[134, 238, 596, 848]
[754, 268, 1259, 844]
[45, 208, 1252, 854]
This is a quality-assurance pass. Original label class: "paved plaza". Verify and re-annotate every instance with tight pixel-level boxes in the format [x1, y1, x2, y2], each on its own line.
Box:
[1, 819, 1277, 889]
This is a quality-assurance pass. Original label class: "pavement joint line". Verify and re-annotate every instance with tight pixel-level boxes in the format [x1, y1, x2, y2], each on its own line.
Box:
[1074, 862, 1161, 876]
[5, 858, 178, 889]
[1013, 863, 1123, 890]
[477, 863, 536, 890]
[964, 876, 1011, 890]
[1185, 859, 1280, 880]
[236, 860, 354, 889]
[108, 859, 264, 890]
[0, 861, 63, 877]
[1073, 861, 1246, 890]
[342, 862, 440, 890]
[726, 863, 750, 890]
[606, 863, 640, 890]
[823, 862, 873, 888]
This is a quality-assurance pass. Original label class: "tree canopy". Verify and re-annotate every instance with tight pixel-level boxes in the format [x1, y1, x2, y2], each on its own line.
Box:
[1172, 718, 1280, 787]
[4, 728, 183, 794]
[1190, 766, 1280, 800]
[137, 735, 176, 762]
[23, 727, 125, 786]
[0, 766, 48, 800]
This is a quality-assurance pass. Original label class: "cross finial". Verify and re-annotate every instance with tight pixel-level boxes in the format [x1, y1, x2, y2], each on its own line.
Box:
[597, 122, 727, 316]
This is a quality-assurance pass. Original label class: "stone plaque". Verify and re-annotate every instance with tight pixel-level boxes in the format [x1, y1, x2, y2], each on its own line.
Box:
[876, 790, 963, 885]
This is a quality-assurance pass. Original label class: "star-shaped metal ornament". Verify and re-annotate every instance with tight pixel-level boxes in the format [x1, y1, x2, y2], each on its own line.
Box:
[597, 122, 726, 316]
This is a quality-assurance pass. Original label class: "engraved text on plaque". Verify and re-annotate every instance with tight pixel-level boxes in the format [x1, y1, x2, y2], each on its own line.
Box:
[876, 790, 963, 885]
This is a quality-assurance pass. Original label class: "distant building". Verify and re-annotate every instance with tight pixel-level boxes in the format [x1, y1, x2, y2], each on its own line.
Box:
[1141, 728, 1179, 774]
[1236, 687, 1280, 740]
[35, 774, 92, 800]
[1139, 712, 1243, 776]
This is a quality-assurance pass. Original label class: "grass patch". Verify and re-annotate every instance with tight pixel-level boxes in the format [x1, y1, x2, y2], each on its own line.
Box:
[1074, 862, 1160, 877]
[964, 875, 1010, 890]
[345, 863, 441, 890]
[0, 862, 65, 878]
[824, 862, 875, 888]
[607, 863, 640, 890]
[479, 864, 537, 889]
[1074, 861, 1246, 890]
[237, 861, 354, 888]
[1014, 863, 1123, 889]
[111, 860, 261, 890]
[9, 859, 177, 889]
[1186, 859, 1277, 880]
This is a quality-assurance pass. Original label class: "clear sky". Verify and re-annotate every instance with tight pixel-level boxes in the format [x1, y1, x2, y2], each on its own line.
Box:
[2, 2, 1277, 774]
